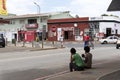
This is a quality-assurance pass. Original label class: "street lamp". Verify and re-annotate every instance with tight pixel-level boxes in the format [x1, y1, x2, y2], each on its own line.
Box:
[34, 2, 40, 14]
[34, 2, 44, 48]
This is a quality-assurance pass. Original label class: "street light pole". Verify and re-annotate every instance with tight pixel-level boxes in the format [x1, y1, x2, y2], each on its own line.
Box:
[34, 2, 40, 14]
[34, 2, 44, 48]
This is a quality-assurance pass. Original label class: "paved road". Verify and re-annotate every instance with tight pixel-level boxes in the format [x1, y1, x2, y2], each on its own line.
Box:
[99, 70, 120, 80]
[0, 42, 119, 80]
[0, 41, 116, 53]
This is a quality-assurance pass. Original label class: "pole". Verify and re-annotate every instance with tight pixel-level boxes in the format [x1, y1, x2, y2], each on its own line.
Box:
[34, 2, 44, 48]
[34, 2, 40, 14]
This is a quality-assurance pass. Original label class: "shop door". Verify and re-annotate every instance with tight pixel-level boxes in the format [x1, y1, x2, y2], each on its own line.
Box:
[64, 31, 73, 40]
[106, 28, 111, 37]
[25, 31, 35, 42]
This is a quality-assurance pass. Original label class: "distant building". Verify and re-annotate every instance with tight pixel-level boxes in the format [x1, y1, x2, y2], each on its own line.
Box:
[90, 16, 120, 39]
[0, 11, 73, 42]
[48, 16, 120, 41]
[48, 17, 89, 41]
[0, 18, 9, 37]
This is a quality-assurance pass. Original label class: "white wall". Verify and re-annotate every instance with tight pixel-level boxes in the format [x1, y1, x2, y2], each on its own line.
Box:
[115, 23, 120, 34]
[99, 22, 120, 34]
[5, 32, 12, 42]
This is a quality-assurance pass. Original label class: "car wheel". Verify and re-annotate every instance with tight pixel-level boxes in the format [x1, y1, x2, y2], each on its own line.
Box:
[2, 45, 5, 47]
[103, 41, 107, 44]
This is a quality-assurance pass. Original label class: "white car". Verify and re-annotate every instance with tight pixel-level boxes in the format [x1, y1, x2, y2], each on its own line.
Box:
[99, 36, 119, 44]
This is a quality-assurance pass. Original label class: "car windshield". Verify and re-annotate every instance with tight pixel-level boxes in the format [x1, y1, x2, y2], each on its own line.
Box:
[106, 36, 118, 39]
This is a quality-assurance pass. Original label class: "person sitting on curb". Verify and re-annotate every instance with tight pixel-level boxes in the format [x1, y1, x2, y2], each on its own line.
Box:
[69, 48, 85, 72]
[82, 46, 92, 69]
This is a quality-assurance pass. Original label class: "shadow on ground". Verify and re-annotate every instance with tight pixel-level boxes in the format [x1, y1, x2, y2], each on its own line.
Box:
[1, 66, 68, 80]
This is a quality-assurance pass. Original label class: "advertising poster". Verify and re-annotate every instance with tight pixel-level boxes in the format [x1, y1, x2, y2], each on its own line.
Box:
[57, 28, 62, 41]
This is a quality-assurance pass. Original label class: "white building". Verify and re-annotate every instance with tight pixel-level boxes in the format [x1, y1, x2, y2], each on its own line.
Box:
[89, 16, 120, 38]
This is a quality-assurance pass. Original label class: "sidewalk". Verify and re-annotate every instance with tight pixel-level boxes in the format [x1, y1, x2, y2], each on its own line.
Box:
[35, 59, 120, 80]
[6, 41, 58, 48]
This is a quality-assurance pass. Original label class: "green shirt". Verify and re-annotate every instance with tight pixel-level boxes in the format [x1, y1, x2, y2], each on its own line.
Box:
[73, 53, 84, 67]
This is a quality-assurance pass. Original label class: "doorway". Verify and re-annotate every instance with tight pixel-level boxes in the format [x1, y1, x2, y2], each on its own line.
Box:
[106, 28, 111, 37]
[64, 31, 74, 40]
[64, 31, 68, 40]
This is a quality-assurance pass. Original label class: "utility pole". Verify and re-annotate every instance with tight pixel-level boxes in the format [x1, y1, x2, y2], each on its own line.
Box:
[34, 2, 44, 48]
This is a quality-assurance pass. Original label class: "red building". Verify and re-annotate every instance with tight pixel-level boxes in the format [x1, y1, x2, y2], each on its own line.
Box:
[18, 23, 38, 42]
[48, 17, 89, 41]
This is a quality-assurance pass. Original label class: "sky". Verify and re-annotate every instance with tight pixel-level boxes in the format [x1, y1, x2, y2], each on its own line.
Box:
[6, 0, 120, 17]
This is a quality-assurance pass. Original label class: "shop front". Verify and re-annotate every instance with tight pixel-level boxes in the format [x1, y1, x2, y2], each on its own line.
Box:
[18, 23, 38, 42]
[48, 17, 89, 41]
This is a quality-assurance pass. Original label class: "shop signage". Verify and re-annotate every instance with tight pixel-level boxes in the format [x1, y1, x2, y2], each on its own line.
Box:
[25, 23, 38, 29]
[62, 27, 73, 31]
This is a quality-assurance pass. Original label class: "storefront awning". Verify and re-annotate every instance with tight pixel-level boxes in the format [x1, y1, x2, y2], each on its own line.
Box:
[107, 0, 120, 11]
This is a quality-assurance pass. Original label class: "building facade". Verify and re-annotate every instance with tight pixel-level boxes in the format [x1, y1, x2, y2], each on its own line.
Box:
[48, 17, 89, 41]
[0, 11, 73, 42]
[48, 16, 120, 41]
[90, 16, 120, 39]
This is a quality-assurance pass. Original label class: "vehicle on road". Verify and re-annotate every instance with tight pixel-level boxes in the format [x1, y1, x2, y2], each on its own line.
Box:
[116, 38, 120, 49]
[99, 36, 119, 44]
[0, 35, 5, 47]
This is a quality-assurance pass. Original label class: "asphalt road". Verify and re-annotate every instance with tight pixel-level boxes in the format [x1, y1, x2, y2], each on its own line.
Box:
[0, 42, 119, 80]
[99, 70, 120, 80]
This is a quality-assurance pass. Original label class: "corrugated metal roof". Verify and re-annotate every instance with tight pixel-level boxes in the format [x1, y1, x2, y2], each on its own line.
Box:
[107, 0, 120, 11]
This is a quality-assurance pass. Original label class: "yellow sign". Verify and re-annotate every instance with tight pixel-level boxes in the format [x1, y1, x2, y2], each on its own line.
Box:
[0, 0, 8, 15]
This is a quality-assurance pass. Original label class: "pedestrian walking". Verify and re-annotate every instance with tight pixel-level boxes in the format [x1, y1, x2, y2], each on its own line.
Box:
[84, 34, 90, 48]
[59, 35, 64, 47]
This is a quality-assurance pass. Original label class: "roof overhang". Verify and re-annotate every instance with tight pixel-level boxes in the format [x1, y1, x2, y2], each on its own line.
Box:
[107, 0, 120, 11]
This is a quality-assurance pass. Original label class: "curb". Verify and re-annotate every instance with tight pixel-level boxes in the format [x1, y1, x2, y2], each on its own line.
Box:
[96, 69, 120, 80]
[30, 47, 58, 51]
[30, 46, 66, 51]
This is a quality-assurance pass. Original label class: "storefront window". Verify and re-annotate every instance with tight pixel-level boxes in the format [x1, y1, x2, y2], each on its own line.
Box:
[28, 19, 37, 24]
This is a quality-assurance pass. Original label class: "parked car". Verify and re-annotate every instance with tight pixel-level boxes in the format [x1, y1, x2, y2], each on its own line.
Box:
[0, 35, 5, 47]
[116, 38, 120, 49]
[99, 36, 119, 44]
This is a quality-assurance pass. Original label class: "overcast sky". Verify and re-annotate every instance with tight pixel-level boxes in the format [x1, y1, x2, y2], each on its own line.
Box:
[6, 0, 120, 17]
